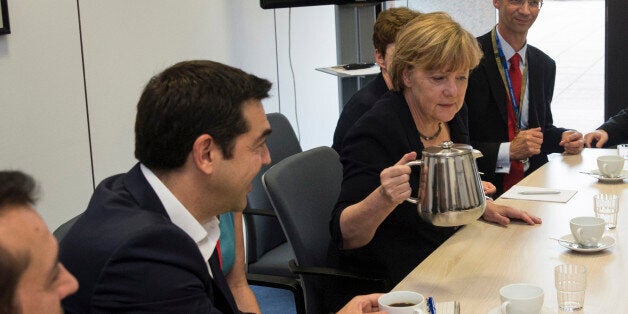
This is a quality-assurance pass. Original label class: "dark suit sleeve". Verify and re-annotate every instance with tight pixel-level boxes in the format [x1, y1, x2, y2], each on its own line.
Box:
[535, 57, 567, 154]
[465, 57, 504, 179]
[89, 225, 223, 314]
[599, 108, 628, 146]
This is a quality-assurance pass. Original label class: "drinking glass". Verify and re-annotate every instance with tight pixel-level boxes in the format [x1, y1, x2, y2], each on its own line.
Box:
[555, 264, 587, 311]
[618, 144, 628, 159]
[594, 194, 619, 229]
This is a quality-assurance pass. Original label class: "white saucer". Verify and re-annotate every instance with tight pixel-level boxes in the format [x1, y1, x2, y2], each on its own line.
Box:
[588, 169, 627, 183]
[558, 234, 616, 252]
[487, 305, 555, 314]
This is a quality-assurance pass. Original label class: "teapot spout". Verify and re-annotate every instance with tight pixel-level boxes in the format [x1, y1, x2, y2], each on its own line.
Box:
[472, 149, 483, 159]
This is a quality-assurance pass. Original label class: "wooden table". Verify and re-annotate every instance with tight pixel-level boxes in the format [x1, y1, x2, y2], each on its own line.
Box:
[394, 149, 628, 313]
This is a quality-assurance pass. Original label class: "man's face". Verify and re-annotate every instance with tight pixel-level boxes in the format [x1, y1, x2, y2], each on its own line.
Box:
[494, 0, 540, 37]
[213, 100, 271, 212]
[0, 207, 79, 314]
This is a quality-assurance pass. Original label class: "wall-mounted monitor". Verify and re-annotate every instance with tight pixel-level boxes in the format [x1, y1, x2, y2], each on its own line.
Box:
[0, 0, 10, 35]
[260, 0, 383, 9]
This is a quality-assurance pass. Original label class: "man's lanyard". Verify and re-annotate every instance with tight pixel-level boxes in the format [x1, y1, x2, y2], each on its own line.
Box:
[491, 26, 528, 131]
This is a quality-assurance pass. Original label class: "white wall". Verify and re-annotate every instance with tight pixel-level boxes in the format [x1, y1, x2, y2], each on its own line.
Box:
[0, 0, 93, 229]
[1, 0, 490, 229]
[0, 0, 339, 229]
[387, 0, 495, 36]
[78, 0, 234, 183]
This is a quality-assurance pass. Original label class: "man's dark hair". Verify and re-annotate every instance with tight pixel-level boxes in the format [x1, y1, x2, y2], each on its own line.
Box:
[134, 60, 272, 170]
[0, 171, 37, 209]
[0, 170, 37, 314]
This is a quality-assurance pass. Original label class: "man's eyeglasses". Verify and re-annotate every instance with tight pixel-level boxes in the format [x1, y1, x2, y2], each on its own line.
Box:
[508, 0, 543, 9]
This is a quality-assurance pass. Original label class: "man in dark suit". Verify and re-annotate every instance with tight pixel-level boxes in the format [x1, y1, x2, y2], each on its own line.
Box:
[465, 0, 584, 195]
[59, 60, 271, 313]
[59, 60, 385, 314]
[585, 108, 628, 147]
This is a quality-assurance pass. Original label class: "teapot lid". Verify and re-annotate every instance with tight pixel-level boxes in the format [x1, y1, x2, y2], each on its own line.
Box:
[423, 141, 474, 157]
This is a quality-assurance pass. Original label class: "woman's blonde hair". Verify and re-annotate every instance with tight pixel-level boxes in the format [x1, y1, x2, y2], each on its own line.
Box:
[390, 12, 482, 91]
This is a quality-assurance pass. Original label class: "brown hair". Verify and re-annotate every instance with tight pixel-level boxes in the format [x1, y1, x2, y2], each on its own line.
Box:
[390, 12, 482, 91]
[0, 170, 37, 314]
[134, 60, 272, 170]
[372, 7, 421, 57]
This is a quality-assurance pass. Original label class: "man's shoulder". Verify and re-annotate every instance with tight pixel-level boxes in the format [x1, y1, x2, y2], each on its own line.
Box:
[527, 44, 555, 65]
[60, 165, 179, 267]
[342, 74, 387, 111]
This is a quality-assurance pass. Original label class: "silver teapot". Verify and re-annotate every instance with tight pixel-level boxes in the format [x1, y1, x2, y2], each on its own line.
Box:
[405, 141, 486, 227]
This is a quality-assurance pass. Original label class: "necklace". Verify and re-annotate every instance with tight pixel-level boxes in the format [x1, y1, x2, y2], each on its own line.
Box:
[418, 122, 442, 141]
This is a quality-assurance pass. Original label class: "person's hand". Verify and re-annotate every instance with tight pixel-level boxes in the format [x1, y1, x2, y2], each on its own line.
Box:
[584, 129, 608, 148]
[482, 181, 497, 196]
[378, 152, 417, 206]
[337, 293, 386, 314]
[510, 127, 543, 160]
[559, 130, 584, 154]
[482, 201, 542, 226]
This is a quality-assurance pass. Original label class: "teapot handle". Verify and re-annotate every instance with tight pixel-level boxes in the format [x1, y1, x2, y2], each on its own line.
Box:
[404, 160, 423, 204]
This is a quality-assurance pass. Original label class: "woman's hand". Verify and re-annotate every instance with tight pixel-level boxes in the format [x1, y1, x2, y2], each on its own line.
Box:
[481, 181, 496, 196]
[378, 152, 417, 206]
[482, 201, 542, 226]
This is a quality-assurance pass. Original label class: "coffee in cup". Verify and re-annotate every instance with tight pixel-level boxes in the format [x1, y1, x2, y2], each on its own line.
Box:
[570, 216, 605, 248]
[378, 291, 426, 314]
[500, 283, 544, 314]
[597, 155, 624, 178]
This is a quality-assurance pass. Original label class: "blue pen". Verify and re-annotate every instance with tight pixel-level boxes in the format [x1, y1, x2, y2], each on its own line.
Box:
[427, 296, 436, 314]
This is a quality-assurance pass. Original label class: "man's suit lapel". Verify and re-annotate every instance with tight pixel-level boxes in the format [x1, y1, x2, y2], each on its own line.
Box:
[480, 33, 509, 126]
[123, 164, 170, 217]
[123, 164, 237, 312]
[208, 251, 240, 313]
[525, 48, 541, 129]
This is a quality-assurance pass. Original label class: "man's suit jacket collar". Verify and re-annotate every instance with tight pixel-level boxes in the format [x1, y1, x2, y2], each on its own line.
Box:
[122, 163, 240, 313]
[477, 31, 542, 129]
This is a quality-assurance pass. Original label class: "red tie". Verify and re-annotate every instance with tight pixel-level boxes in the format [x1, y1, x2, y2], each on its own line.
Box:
[216, 239, 223, 269]
[503, 53, 524, 192]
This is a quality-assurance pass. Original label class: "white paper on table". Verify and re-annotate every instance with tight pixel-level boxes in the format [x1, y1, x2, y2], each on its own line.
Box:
[435, 301, 459, 314]
[500, 185, 577, 203]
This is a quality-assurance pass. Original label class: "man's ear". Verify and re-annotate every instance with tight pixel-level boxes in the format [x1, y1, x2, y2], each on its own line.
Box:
[191, 134, 219, 175]
[375, 49, 386, 69]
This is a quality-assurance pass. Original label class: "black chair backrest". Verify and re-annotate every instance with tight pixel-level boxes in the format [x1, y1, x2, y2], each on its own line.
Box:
[53, 214, 82, 242]
[246, 112, 302, 263]
[262, 146, 342, 313]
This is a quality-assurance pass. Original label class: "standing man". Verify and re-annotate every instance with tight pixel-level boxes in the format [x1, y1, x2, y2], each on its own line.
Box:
[58, 60, 384, 314]
[332, 7, 421, 153]
[0, 171, 79, 314]
[465, 0, 584, 195]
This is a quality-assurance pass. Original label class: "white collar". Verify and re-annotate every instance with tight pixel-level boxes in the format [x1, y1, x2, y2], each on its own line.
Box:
[140, 164, 220, 275]
[496, 26, 528, 65]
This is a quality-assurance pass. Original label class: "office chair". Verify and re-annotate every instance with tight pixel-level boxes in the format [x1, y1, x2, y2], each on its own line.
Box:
[243, 112, 305, 313]
[244, 112, 301, 278]
[262, 146, 386, 314]
[53, 213, 82, 242]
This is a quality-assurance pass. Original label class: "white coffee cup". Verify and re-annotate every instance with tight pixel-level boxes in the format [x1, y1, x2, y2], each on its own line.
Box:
[597, 155, 625, 178]
[570, 216, 605, 248]
[378, 291, 426, 314]
[500, 283, 544, 314]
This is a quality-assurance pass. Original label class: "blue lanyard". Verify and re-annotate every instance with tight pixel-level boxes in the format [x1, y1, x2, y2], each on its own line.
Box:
[491, 27, 526, 130]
